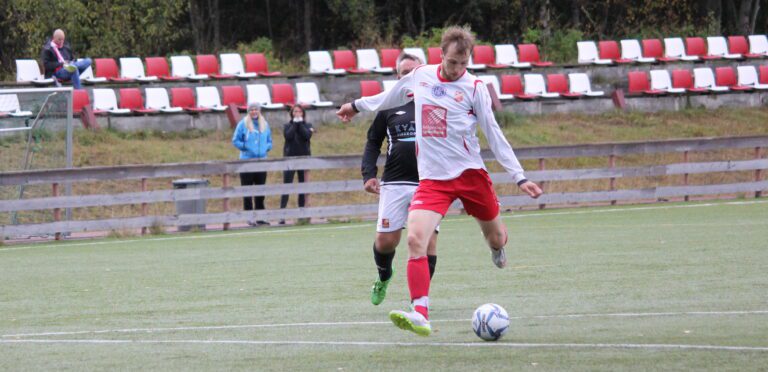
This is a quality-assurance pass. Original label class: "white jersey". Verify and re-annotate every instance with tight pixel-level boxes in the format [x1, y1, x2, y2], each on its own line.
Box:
[355, 64, 527, 183]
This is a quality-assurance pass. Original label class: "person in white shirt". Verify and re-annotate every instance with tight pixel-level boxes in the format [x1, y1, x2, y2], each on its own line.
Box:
[337, 26, 542, 337]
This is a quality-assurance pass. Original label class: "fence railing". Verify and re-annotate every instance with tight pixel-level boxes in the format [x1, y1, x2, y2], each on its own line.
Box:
[1, 135, 766, 239]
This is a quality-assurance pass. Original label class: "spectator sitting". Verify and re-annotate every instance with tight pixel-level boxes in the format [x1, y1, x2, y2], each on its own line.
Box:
[41, 29, 92, 89]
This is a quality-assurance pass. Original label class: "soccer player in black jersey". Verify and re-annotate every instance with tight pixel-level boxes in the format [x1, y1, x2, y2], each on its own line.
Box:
[362, 53, 438, 305]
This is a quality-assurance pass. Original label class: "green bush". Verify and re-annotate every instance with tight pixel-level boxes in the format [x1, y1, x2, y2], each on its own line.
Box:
[523, 28, 584, 64]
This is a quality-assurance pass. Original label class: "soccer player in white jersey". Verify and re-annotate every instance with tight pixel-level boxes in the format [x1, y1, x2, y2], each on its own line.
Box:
[337, 26, 542, 336]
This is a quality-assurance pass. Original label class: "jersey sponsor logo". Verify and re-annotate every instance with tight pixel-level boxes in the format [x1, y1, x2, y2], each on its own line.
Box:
[454, 90, 464, 102]
[431, 84, 447, 98]
[421, 104, 447, 138]
[411, 200, 424, 205]
[419, 81, 430, 88]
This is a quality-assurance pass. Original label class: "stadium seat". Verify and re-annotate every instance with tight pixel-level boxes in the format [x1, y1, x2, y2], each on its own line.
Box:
[244, 53, 282, 77]
[494, 44, 531, 68]
[671, 69, 707, 93]
[649, 70, 686, 94]
[119, 57, 158, 82]
[360, 80, 382, 97]
[245, 84, 285, 109]
[473, 45, 506, 69]
[382, 79, 398, 92]
[196, 86, 228, 111]
[309, 51, 345, 75]
[219, 53, 257, 79]
[296, 82, 333, 108]
[144, 88, 184, 113]
[641, 39, 676, 62]
[79, 65, 108, 84]
[664, 38, 699, 61]
[747, 35, 768, 57]
[693, 67, 730, 92]
[195, 55, 234, 80]
[118, 88, 158, 114]
[170, 55, 209, 81]
[403, 48, 428, 67]
[715, 67, 752, 91]
[333, 50, 369, 74]
[356, 49, 394, 73]
[728, 36, 763, 59]
[15, 59, 55, 85]
[620, 39, 655, 63]
[427, 47, 442, 65]
[271, 83, 295, 105]
[170, 87, 210, 113]
[517, 44, 553, 66]
[599, 40, 632, 63]
[737, 66, 768, 89]
[568, 73, 605, 97]
[628, 71, 664, 95]
[72, 89, 91, 114]
[467, 55, 486, 71]
[94, 58, 134, 83]
[501, 74, 535, 99]
[145, 57, 184, 81]
[523, 74, 559, 98]
[221, 85, 248, 111]
[477, 75, 514, 100]
[92, 89, 131, 115]
[707, 36, 742, 59]
[546, 74, 581, 98]
[686, 37, 719, 60]
[0, 94, 34, 117]
[577, 41, 612, 65]
[760, 66, 768, 84]
[380, 49, 401, 69]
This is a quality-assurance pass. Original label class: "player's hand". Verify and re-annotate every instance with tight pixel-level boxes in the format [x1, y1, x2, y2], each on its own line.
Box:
[519, 181, 543, 199]
[364, 178, 380, 194]
[336, 103, 357, 123]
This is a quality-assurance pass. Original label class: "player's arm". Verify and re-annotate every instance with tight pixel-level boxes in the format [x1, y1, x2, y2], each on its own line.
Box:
[337, 71, 414, 122]
[361, 112, 388, 194]
[474, 82, 542, 199]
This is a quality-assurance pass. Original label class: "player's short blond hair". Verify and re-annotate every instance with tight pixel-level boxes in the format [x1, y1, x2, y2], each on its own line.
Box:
[440, 26, 474, 55]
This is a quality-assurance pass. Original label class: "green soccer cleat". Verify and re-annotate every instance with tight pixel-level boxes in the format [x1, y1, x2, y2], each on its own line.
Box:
[389, 309, 432, 336]
[370, 273, 393, 306]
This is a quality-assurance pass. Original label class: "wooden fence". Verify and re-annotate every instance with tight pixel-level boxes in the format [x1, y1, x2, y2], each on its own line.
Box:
[1, 135, 766, 239]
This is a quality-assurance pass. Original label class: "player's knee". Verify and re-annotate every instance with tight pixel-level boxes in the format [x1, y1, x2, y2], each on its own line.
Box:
[407, 232, 428, 254]
[375, 233, 399, 253]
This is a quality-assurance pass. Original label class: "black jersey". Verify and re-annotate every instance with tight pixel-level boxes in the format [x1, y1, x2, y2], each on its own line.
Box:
[361, 101, 418, 186]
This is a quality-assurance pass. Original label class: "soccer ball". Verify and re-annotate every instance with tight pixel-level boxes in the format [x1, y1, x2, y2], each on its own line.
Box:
[472, 303, 510, 341]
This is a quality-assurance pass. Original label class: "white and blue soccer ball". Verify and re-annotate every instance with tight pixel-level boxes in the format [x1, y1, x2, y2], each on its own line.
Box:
[472, 303, 510, 341]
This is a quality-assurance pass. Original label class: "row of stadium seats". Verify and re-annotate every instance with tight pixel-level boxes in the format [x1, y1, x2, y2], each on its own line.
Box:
[68, 82, 333, 116]
[308, 44, 551, 75]
[628, 65, 768, 95]
[15, 53, 281, 85]
[578, 35, 768, 65]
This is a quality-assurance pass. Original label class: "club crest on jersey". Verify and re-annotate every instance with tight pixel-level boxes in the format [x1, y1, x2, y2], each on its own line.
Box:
[454, 90, 464, 102]
[431, 84, 447, 98]
[381, 219, 390, 228]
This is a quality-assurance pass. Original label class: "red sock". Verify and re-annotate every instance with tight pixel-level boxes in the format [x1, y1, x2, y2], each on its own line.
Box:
[407, 256, 431, 319]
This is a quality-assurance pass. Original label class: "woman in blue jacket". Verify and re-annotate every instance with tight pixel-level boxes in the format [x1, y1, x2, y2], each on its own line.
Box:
[231, 102, 272, 226]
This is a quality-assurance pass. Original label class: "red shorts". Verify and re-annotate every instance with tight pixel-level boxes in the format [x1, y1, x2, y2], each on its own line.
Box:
[409, 168, 500, 221]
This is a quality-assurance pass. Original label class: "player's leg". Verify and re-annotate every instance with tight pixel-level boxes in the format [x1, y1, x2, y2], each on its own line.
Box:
[370, 230, 400, 305]
[476, 216, 508, 268]
[455, 169, 508, 268]
[426, 230, 438, 278]
[370, 184, 410, 305]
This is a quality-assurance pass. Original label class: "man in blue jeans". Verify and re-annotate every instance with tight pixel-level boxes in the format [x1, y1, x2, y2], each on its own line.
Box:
[41, 29, 91, 89]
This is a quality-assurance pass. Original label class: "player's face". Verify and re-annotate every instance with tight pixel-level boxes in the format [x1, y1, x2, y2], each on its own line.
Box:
[440, 43, 469, 81]
[397, 59, 419, 79]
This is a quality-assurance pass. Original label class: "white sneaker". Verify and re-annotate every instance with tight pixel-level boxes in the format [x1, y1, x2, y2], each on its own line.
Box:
[491, 247, 507, 268]
[389, 309, 431, 336]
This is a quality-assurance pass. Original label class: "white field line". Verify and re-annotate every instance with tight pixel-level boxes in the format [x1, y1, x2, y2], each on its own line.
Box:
[1, 338, 767, 352]
[2, 199, 767, 253]
[4, 310, 767, 339]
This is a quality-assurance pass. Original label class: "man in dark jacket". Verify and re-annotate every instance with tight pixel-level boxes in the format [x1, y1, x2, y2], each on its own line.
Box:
[279, 105, 314, 220]
[41, 29, 91, 89]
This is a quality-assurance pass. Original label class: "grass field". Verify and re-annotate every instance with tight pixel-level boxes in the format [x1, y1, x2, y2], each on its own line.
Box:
[1, 200, 767, 370]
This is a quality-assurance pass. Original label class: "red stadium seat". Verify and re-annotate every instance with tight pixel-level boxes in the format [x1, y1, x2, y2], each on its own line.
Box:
[760, 66, 768, 84]
[628, 71, 664, 95]
[170, 87, 210, 113]
[685, 37, 719, 60]
[501, 74, 535, 99]
[517, 44, 553, 67]
[671, 69, 707, 93]
[145, 57, 184, 81]
[715, 67, 752, 91]
[221, 85, 247, 111]
[332, 50, 369, 73]
[119, 88, 159, 114]
[547, 74, 581, 98]
[380, 49, 401, 69]
[427, 47, 442, 65]
[728, 35, 762, 58]
[196, 55, 234, 79]
[244, 53, 282, 77]
[472, 45, 506, 68]
[599, 41, 632, 63]
[642, 39, 676, 62]
[271, 84, 295, 105]
[360, 80, 382, 97]
[73, 89, 90, 114]
[94, 58, 134, 83]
